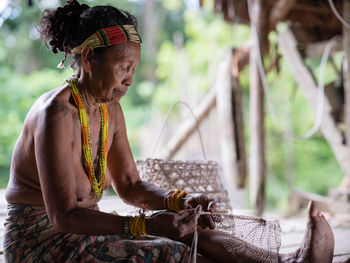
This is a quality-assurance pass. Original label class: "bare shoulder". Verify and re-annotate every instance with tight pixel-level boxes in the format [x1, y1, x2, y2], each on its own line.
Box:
[6, 83, 76, 205]
[30, 84, 76, 135]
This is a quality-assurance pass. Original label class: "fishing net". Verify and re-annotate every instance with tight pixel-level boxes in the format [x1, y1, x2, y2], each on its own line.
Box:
[215, 213, 281, 262]
[136, 158, 282, 262]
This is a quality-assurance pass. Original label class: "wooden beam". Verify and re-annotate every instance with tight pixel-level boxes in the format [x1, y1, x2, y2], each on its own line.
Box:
[269, 0, 296, 30]
[289, 188, 332, 214]
[288, 189, 350, 218]
[249, 0, 269, 216]
[278, 28, 350, 177]
[305, 38, 343, 58]
[289, 188, 350, 214]
[162, 87, 217, 159]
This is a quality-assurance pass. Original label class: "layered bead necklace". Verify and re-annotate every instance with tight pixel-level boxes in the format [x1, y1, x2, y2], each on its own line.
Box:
[68, 78, 108, 199]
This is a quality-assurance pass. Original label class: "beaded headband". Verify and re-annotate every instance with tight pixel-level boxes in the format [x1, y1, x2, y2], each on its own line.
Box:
[71, 24, 142, 54]
[58, 24, 142, 68]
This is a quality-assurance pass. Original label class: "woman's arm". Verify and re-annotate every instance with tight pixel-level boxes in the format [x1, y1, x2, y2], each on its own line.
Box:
[107, 103, 167, 210]
[34, 98, 126, 235]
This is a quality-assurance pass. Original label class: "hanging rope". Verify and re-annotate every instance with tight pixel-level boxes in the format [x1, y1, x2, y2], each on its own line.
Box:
[151, 101, 207, 160]
[328, 0, 350, 29]
[246, 0, 340, 140]
[296, 35, 340, 139]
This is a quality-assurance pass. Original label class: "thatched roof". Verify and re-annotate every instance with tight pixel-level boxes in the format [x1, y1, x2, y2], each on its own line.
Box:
[205, 0, 342, 44]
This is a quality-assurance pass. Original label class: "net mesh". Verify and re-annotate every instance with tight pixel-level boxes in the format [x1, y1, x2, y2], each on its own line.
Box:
[215, 213, 281, 262]
[136, 158, 282, 262]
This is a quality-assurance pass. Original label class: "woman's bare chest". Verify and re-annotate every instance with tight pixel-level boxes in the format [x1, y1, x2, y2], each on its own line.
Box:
[71, 115, 114, 203]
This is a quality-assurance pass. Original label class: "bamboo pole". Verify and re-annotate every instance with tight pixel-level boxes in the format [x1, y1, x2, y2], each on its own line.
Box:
[249, 0, 268, 216]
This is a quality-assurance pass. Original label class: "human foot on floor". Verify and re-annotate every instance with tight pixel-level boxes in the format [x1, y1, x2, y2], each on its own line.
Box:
[281, 201, 335, 263]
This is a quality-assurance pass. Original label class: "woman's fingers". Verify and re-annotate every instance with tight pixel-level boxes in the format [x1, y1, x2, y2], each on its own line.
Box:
[195, 200, 216, 229]
[211, 213, 223, 223]
[207, 200, 216, 212]
[198, 214, 215, 229]
[177, 206, 202, 237]
[178, 205, 201, 223]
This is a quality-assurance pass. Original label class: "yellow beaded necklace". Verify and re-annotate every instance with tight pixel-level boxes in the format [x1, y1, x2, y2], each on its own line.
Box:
[68, 78, 108, 199]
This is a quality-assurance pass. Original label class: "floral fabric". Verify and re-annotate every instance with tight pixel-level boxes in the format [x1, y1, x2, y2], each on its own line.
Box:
[4, 204, 190, 263]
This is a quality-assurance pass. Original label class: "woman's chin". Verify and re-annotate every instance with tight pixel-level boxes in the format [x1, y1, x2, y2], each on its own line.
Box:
[113, 92, 127, 101]
[110, 94, 124, 103]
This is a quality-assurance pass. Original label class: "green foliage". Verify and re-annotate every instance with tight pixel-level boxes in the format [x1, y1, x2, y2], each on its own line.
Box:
[0, 68, 73, 186]
[263, 50, 343, 210]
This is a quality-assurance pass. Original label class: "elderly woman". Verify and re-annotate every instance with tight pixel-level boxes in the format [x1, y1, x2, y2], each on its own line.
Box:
[4, 1, 334, 262]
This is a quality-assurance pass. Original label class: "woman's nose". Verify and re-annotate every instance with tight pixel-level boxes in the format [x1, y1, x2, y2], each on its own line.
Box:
[123, 73, 133, 87]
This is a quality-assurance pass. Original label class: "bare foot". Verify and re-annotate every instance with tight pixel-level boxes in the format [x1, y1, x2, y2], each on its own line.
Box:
[298, 201, 335, 263]
[280, 201, 334, 263]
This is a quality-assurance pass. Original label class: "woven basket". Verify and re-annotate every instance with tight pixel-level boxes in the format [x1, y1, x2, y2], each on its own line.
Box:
[136, 158, 232, 211]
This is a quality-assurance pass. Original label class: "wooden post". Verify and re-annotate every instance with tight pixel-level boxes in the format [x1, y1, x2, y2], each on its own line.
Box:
[216, 50, 238, 192]
[343, 0, 350, 182]
[216, 49, 247, 200]
[249, 0, 269, 216]
[231, 67, 248, 188]
[278, 28, 350, 177]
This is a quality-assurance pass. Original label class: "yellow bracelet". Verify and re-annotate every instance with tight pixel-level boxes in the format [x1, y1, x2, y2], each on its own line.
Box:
[129, 215, 147, 237]
[165, 189, 189, 212]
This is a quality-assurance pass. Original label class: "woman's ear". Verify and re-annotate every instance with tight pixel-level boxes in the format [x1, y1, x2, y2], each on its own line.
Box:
[80, 46, 94, 73]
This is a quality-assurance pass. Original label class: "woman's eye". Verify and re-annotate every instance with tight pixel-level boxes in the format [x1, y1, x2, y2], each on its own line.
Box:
[121, 66, 130, 71]
[118, 63, 133, 72]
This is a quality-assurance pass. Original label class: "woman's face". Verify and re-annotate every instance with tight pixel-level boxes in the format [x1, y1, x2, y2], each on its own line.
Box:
[90, 42, 141, 103]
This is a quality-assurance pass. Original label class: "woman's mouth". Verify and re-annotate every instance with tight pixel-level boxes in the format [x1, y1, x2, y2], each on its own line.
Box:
[115, 88, 127, 95]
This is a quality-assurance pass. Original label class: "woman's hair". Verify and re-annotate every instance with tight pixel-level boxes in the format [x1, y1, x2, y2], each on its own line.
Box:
[39, 0, 138, 67]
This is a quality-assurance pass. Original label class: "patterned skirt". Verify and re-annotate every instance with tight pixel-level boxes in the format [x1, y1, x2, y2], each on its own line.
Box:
[4, 204, 190, 263]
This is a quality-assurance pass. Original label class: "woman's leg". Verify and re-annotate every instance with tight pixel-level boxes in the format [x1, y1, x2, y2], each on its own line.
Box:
[196, 254, 216, 263]
[180, 201, 334, 263]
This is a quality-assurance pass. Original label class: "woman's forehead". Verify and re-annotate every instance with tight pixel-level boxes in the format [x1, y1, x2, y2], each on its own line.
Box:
[110, 42, 141, 62]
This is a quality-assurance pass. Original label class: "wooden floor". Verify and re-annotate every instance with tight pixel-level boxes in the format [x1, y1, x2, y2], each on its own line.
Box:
[0, 190, 349, 262]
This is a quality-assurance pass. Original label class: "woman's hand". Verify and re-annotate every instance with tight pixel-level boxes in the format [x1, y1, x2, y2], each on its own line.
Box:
[146, 205, 202, 240]
[183, 194, 217, 229]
